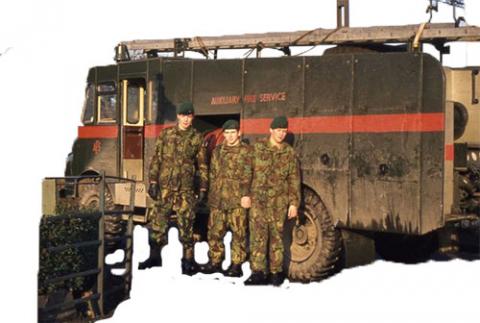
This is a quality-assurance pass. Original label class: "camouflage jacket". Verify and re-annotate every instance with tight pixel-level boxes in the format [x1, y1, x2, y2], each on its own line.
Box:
[149, 126, 208, 192]
[251, 138, 301, 210]
[208, 142, 253, 210]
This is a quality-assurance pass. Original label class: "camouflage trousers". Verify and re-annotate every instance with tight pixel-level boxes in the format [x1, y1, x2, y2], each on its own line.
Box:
[249, 207, 286, 274]
[148, 190, 196, 259]
[207, 208, 247, 266]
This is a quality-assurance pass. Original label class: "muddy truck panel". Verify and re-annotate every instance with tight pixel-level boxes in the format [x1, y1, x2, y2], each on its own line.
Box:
[296, 53, 445, 235]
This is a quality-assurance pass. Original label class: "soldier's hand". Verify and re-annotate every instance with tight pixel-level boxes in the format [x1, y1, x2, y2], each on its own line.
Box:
[148, 183, 160, 200]
[240, 196, 251, 209]
[287, 205, 298, 219]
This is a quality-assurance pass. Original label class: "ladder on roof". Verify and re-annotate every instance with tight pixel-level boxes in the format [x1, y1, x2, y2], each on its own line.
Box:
[117, 23, 480, 60]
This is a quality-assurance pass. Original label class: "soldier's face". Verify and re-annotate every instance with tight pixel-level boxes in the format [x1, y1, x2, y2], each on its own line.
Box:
[223, 129, 241, 146]
[270, 128, 288, 144]
[177, 114, 193, 130]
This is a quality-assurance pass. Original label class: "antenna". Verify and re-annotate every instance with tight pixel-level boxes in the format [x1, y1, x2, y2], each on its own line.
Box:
[337, 0, 350, 28]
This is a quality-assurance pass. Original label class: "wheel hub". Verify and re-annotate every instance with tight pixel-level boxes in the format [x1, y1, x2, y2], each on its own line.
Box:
[289, 209, 319, 263]
[84, 197, 99, 210]
[293, 227, 308, 245]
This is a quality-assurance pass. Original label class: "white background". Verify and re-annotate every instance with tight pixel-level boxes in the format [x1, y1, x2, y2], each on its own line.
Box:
[0, 0, 479, 322]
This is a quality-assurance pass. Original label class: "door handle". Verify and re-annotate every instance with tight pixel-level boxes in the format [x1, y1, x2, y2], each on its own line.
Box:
[472, 69, 479, 105]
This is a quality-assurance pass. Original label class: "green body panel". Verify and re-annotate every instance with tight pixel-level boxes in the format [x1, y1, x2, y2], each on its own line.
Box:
[72, 138, 118, 177]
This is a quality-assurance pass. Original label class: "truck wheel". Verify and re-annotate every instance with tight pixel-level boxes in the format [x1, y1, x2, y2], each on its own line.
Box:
[78, 180, 126, 251]
[285, 187, 342, 282]
[375, 232, 437, 264]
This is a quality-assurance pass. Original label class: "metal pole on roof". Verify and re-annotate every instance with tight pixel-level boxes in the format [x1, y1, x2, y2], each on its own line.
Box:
[337, 0, 350, 28]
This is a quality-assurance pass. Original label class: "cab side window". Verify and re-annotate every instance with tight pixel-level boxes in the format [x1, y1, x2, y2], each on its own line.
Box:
[126, 79, 145, 125]
[127, 85, 140, 124]
[97, 83, 117, 123]
[148, 77, 161, 124]
[81, 84, 95, 124]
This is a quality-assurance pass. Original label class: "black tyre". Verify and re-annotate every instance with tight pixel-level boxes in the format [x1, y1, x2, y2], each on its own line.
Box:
[375, 231, 437, 264]
[285, 187, 342, 282]
[78, 179, 126, 251]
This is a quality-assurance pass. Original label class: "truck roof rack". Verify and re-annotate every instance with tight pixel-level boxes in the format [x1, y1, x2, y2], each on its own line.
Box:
[119, 23, 480, 59]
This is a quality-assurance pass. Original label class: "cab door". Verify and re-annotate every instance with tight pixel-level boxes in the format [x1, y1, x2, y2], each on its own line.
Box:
[120, 78, 146, 181]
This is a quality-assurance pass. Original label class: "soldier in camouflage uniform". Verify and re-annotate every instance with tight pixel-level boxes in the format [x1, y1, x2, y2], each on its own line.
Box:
[244, 116, 301, 286]
[200, 120, 252, 277]
[139, 102, 208, 276]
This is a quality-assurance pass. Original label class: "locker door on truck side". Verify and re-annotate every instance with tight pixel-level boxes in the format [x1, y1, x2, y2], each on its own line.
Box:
[120, 78, 146, 181]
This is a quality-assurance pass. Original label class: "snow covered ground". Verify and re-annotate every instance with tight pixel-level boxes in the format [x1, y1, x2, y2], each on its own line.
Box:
[109, 227, 480, 323]
[0, 1, 479, 322]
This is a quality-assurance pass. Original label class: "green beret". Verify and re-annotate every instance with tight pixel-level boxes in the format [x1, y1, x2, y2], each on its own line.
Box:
[270, 116, 288, 129]
[177, 101, 195, 115]
[222, 119, 240, 130]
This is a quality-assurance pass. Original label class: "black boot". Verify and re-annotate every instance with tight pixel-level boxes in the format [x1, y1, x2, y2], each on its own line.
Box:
[224, 263, 243, 277]
[244, 271, 267, 285]
[181, 258, 200, 276]
[138, 241, 162, 270]
[199, 261, 222, 274]
[270, 272, 285, 286]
